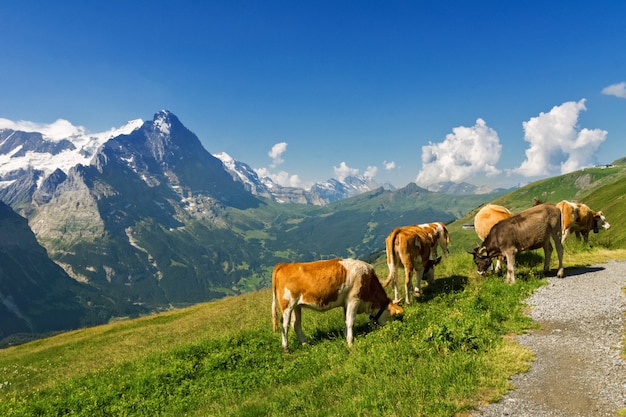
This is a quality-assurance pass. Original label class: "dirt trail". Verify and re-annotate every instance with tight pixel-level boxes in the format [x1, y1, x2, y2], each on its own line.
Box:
[473, 261, 626, 417]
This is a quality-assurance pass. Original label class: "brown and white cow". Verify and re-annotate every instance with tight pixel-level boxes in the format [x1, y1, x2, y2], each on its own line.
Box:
[417, 221, 451, 257]
[556, 200, 610, 243]
[473, 204, 513, 272]
[382, 225, 442, 304]
[271, 258, 403, 352]
[470, 203, 565, 284]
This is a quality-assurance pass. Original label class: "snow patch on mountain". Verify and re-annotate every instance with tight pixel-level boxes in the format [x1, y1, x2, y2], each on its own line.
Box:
[0, 118, 143, 184]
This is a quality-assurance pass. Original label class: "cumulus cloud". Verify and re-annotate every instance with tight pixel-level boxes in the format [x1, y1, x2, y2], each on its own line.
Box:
[601, 82, 626, 98]
[415, 118, 501, 186]
[364, 166, 377, 178]
[268, 142, 287, 167]
[383, 160, 396, 170]
[255, 166, 302, 188]
[514, 99, 607, 177]
[334, 161, 360, 181]
[0, 118, 86, 141]
[254, 142, 303, 187]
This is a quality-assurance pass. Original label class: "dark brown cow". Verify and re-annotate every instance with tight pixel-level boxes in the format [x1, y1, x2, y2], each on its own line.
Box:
[382, 225, 442, 304]
[271, 258, 403, 352]
[470, 203, 565, 284]
[556, 200, 610, 243]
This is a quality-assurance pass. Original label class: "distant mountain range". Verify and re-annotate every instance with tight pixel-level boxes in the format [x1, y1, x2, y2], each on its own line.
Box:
[0, 110, 509, 345]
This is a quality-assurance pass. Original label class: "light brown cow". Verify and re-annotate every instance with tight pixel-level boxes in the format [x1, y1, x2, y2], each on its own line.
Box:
[382, 225, 442, 304]
[473, 204, 513, 272]
[474, 204, 513, 240]
[556, 200, 610, 243]
[470, 203, 564, 284]
[271, 258, 403, 352]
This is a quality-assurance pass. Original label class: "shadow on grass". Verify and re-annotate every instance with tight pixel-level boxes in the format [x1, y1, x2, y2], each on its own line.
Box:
[478, 251, 606, 281]
[421, 274, 469, 301]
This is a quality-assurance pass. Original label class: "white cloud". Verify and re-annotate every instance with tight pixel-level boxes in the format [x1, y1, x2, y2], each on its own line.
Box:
[268, 142, 287, 167]
[415, 118, 501, 186]
[0, 118, 86, 141]
[364, 165, 377, 178]
[255, 167, 301, 188]
[601, 82, 626, 98]
[334, 161, 359, 181]
[383, 160, 396, 170]
[514, 99, 607, 177]
[255, 142, 303, 187]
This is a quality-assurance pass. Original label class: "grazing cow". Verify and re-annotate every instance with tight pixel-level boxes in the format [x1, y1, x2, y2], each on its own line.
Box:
[470, 203, 565, 284]
[556, 200, 610, 243]
[473, 204, 513, 272]
[474, 204, 513, 241]
[382, 225, 442, 304]
[417, 221, 451, 257]
[271, 258, 403, 352]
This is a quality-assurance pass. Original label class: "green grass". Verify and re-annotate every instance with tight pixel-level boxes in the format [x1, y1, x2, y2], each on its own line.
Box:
[3, 163, 626, 416]
[1, 245, 623, 417]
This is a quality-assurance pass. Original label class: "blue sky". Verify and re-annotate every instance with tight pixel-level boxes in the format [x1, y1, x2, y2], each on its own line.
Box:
[1, 1, 625, 190]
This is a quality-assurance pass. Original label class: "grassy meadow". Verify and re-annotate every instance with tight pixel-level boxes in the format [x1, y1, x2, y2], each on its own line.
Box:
[2, 164, 626, 416]
[0, 241, 624, 416]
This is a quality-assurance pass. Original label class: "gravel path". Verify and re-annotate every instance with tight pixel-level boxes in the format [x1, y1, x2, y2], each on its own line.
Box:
[474, 260, 626, 417]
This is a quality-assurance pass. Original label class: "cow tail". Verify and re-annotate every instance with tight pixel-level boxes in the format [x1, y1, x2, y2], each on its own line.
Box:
[382, 230, 398, 288]
[271, 267, 279, 333]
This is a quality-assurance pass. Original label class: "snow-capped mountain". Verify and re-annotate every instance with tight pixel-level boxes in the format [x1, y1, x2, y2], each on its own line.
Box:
[0, 118, 143, 186]
[214, 151, 394, 205]
[427, 181, 509, 195]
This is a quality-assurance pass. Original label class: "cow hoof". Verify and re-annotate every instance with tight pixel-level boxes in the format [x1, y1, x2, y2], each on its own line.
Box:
[557, 268, 565, 278]
[413, 290, 422, 298]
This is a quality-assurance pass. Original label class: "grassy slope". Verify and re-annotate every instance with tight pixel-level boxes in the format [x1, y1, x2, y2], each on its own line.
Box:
[0, 165, 625, 416]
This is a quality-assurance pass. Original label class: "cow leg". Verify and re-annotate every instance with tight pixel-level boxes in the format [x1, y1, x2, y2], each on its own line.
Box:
[404, 266, 413, 304]
[582, 231, 590, 243]
[387, 264, 400, 303]
[494, 259, 502, 274]
[281, 306, 293, 352]
[542, 241, 552, 275]
[291, 306, 307, 345]
[504, 252, 516, 284]
[344, 300, 359, 347]
[414, 267, 424, 298]
[553, 233, 565, 278]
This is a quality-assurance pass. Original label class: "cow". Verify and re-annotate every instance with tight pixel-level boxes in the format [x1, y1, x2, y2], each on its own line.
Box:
[271, 258, 403, 352]
[382, 225, 442, 304]
[556, 200, 610, 243]
[417, 221, 451, 258]
[473, 204, 513, 272]
[470, 203, 565, 284]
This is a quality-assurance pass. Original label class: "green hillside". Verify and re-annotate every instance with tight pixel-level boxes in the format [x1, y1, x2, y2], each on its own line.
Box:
[448, 164, 626, 253]
[0, 165, 624, 416]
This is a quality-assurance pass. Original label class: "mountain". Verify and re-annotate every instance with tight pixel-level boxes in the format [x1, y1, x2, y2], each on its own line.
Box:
[0, 201, 118, 346]
[0, 110, 508, 343]
[214, 151, 393, 205]
[427, 181, 511, 195]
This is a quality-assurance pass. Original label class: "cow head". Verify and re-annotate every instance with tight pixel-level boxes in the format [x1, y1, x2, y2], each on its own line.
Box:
[370, 301, 404, 326]
[593, 211, 610, 234]
[423, 256, 442, 283]
[469, 246, 493, 275]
